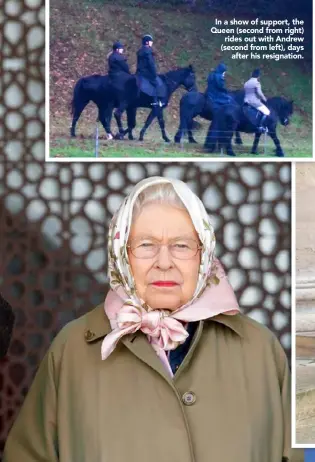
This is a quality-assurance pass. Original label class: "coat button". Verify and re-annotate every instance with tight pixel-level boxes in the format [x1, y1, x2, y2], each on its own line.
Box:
[182, 391, 196, 406]
[84, 329, 95, 341]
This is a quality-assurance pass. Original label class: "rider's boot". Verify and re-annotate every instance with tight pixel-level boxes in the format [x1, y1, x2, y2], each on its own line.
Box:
[258, 114, 268, 133]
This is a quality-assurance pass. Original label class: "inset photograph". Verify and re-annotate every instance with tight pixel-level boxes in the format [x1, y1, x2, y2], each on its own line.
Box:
[1, 162, 296, 460]
[296, 164, 315, 445]
[48, 0, 312, 160]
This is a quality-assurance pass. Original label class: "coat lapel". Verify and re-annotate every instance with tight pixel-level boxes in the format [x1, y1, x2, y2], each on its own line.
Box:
[84, 304, 173, 386]
[121, 332, 174, 387]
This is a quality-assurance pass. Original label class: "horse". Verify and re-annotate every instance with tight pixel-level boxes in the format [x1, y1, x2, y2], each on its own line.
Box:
[174, 90, 293, 156]
[204, 92, 293, 157]
[70, 74, 125, 139]
[70, 66, 196, 142]
[112, 65, 196, 142]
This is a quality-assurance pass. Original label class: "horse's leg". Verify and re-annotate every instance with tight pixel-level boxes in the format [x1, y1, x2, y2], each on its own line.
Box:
[188, 119, 197, 144]
[126, 107, 136, 140]
[139, 110, 156, 141]
[70, 100, 89, 137]
[221, 122, 235, 156]
[174, 110, 192, 144]
[174, 125, 184, 144]
[174, 116, 187, 144]
[113, 111, 125, 140]
[98, 105, 114, 139]
[251, 132, 261, 154]
[204, 119, 218, 152]
[225, 136, 236, 156]
[235, 131, 243, 145]
[269, 130, 284, 157]
[156, 109, 170, 143]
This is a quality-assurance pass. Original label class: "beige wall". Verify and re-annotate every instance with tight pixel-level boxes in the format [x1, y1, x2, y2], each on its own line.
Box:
[297, 164, 315, 272]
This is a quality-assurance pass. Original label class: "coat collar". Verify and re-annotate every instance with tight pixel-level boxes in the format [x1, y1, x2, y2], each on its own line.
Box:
[83, 304, 244, 386]
[83, 304, 245, 344]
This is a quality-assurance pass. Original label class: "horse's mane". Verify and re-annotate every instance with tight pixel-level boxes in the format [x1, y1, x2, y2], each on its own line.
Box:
[161, 66, 192, 84]
[267, 96, 289, 111]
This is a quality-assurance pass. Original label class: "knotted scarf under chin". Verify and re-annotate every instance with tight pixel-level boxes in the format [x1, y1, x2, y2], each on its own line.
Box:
[101, 302, 189, 362]
[101, 285, 240, 377]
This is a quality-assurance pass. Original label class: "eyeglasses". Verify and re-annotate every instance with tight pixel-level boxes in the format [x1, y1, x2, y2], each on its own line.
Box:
[127, 238, 202, 260]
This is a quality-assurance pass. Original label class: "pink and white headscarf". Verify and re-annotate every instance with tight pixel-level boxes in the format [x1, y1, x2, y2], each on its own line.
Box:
[101, 177, 240, 376]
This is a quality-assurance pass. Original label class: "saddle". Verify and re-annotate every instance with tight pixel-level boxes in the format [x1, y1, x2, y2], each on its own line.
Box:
[243, 103, 264, 128]
[137, 76, 167, 99]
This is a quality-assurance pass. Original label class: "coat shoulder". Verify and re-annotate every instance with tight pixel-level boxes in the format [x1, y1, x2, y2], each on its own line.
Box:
[236, 313, 287, 363]
[49, 304, 110, 357]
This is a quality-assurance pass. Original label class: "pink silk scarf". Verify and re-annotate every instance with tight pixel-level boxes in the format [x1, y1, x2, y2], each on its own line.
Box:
[102, 258, 240, 377]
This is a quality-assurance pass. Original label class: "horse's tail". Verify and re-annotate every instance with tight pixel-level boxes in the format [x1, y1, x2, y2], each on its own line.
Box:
[179, 92, 197, 131]
[70, 78, 84, 116]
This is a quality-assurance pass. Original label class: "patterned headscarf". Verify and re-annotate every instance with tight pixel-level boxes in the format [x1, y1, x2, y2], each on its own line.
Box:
[107, 176, 218, 307]
[102, 177, 239, 374]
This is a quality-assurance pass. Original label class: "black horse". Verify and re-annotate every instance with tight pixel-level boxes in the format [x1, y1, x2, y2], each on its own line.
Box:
[174, 90, 293, 157]
[70, 74, 127, 139]
[70, 66, 196, 142]
[204, 92, 293, 156]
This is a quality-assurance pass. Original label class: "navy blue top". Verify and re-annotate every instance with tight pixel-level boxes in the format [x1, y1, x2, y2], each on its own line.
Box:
[169, 322, 199, 374]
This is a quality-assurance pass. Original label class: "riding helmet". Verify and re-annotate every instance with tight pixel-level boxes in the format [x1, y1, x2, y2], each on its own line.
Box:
[252, 68, 260, 78]
[142, 34, 153, 45]
[113, 41, 124, 51]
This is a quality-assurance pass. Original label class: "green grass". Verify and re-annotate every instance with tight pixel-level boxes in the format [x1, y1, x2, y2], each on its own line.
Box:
[50, 135, 312, 158]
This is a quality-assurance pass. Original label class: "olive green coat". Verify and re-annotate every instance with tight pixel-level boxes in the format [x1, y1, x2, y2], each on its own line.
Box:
[4, 304, 302, 462]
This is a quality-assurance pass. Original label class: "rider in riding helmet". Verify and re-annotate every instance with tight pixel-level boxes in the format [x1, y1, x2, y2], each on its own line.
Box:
[108, 41, 131, 117]
[136, 34, 159, 107]
[206, 63, 233, 108]
[244, 69, 270, 133]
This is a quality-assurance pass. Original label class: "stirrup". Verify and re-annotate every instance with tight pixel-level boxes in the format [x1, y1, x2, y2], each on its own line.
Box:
[258, 126, 267, 134]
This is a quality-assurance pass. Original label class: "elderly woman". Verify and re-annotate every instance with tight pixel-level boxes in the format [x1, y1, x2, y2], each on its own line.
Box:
[3, 177, 297, 462]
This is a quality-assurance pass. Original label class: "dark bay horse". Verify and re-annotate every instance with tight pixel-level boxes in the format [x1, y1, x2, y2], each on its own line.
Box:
[204, 92, 293, 156]
[174, 90, 293, 156]
[70, 66, 196, 142]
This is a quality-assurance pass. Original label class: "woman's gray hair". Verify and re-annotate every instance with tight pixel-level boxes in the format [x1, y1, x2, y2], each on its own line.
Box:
[132, 183, 187, 221]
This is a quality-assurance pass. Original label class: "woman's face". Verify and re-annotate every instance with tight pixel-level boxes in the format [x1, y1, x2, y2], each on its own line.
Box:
[128, 203, 201, 311]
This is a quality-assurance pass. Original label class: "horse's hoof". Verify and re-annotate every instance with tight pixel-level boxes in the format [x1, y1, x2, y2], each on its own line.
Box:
[189, 138, 197, 144]
[276, 151, 284, 157]
[250, 150, 259, 155]
[128, 135, 134, 141]
[107, 134, 114, 141]
[227, 152, 236, 157]
[70, 133, 76, 138]
[164, 137, 171, 143]
[204, 144, 215, 153]
[139, 136, 144, 142]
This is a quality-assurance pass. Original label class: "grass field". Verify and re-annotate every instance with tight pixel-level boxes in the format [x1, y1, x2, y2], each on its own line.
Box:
[50, 0, 312, 159]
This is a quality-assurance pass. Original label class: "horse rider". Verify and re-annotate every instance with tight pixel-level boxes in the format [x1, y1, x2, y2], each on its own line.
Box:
[244, 68, 270, 132]
[204, 63, 235, 150]
[205, 63, 233, 110]
[136, 34, 160, 108]
[108, 41, 131, 117]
